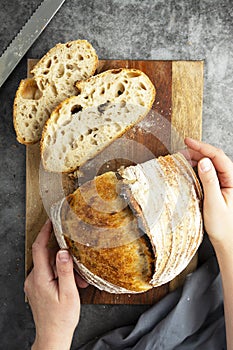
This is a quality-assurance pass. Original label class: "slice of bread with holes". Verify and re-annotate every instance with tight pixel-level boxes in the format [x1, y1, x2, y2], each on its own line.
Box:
[40, 68, 156, 173]
[13, 40, 98, 144]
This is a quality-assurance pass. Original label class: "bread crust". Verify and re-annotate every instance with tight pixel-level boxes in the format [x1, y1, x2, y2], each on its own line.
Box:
[51, 154, 203, 293]
[51, 171, 155, 293]
[119, 153, 203, 287]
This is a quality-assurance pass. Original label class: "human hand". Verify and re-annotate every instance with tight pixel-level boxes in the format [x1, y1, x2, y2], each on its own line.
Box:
[184, 137, 233, 254]
[24, 219, 83, 350]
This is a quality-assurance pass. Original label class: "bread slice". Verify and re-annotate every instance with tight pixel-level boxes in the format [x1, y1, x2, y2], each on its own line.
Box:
[51, 171, 154, 293]
[41, 68, 156, 173]
[13, 40, 98, 144]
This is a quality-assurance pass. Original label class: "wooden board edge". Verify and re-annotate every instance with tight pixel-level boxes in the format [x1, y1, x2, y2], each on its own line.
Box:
[168, 60, 204, 291]
[25, 143, 48, 278]
[171, 60, 204, 150]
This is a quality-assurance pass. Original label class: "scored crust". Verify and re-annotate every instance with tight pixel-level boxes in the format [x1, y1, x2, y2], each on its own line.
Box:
[119, 153, 203, 287]
[51, 153, 203, 293]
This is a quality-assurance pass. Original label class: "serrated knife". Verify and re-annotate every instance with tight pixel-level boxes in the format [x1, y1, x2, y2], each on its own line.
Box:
[0, 0, 66, 88]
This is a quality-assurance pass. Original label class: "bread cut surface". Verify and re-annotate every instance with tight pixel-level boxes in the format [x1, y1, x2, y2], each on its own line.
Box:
[51, 154, 203, 294]
[52, 171, 154, 293]
[13, 40, 98, 144]
[41, 68, 156, 173]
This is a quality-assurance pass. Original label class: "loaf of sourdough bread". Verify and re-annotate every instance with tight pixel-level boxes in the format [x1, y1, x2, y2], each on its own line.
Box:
[51, 153, 203, 294]
[13, 40, 98, 144]
[41, 68, 156, 173]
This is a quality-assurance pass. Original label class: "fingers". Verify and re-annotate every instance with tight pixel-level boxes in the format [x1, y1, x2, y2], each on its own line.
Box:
[56, 250, 79, 301]
[185, 138, 233, 188]
[180, 147, 203, 164]
[178, 148, 199, 167]
[32, 219, 54, 281]
[198, 158, 225, 209]
[31, 218, 87, 299]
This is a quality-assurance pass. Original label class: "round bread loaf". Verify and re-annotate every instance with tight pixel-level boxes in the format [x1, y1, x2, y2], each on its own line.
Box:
[50, 153, 203, 294]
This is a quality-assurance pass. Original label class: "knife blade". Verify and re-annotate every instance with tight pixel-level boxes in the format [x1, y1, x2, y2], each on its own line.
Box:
[0, 0, 66, 88]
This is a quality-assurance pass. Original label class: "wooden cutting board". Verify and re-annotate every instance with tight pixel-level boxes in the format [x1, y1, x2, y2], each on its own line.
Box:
[25, 59, 203, 304]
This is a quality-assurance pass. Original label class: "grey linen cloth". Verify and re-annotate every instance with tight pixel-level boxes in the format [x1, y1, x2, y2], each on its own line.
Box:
[78, 236, 226, 350]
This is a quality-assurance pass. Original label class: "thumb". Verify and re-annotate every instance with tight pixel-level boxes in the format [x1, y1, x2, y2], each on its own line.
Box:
[198, 157, 224, 209]
[56, 250, 77, 299]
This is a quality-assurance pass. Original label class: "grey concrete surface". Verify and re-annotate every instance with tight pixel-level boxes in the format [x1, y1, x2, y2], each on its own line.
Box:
[0, 0, 233, 348]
